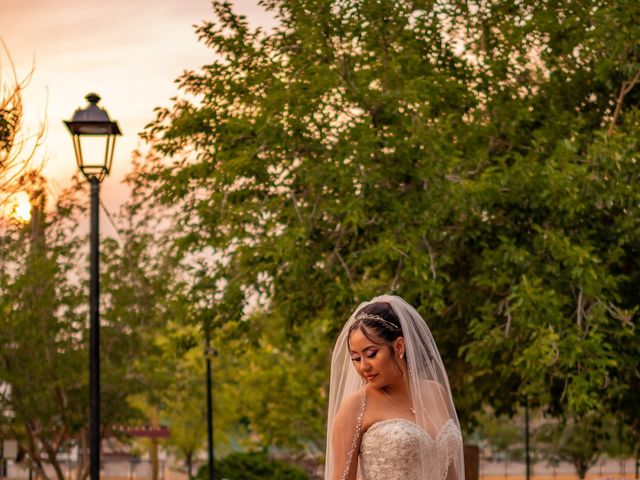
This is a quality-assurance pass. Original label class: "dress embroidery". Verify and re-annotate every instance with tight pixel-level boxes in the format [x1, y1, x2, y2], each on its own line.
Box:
[359, 418, 462, 480]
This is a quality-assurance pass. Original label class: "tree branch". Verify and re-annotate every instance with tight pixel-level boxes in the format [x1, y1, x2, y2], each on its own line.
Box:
[608, 69, 640, 136]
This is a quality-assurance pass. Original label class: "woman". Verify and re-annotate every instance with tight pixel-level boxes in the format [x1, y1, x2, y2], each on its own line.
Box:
[325, 295, 464, 480]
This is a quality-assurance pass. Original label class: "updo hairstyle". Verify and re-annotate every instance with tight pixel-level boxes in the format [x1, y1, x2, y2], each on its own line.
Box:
[347, 301, 404, 353]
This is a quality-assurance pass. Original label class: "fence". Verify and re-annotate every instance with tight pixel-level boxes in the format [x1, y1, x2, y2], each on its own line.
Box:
[480, 457, 638, 480]
[3, 460, 165, 480]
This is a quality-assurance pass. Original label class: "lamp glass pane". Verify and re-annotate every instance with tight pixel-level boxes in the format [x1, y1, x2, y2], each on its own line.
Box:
[77, 135, 108, 170]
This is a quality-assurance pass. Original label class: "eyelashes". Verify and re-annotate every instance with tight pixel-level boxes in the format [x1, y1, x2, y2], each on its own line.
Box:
[351, 350, 378, 362]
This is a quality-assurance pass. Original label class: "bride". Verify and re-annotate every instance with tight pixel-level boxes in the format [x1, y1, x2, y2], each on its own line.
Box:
[325, 295, 464, 480]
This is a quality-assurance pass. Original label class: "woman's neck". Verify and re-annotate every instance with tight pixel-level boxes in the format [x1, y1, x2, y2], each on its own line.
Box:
[382, 375, 411, 398]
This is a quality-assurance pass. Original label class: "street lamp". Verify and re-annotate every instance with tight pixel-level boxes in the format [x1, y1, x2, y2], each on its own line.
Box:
[64, 93, 121, 480]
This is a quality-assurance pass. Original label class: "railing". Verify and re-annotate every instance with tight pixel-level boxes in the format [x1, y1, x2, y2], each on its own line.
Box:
[4, 460, 166, 480]
[480, 458, 638, 480]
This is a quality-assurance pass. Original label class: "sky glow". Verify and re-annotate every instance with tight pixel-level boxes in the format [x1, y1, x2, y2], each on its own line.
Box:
[1, 0, 274, 217]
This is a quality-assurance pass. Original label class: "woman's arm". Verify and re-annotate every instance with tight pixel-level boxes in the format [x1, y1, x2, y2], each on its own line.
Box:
[447, 462, 458, 480]
[329, 390, 366, 480]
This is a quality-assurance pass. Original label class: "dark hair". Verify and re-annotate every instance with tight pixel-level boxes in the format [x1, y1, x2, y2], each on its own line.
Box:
[347, 302, 403, 347]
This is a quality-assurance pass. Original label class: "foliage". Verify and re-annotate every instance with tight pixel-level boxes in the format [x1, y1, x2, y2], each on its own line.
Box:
[535, 414, 611, 479]
[472, 409, 523, 461]
[155, 323, 208, 480]
[196, 451, 308, 480]
[0, 160, 191, 480]
[99, 157, 190, 433]
[90, 153, 213, 478]
[0, 177, 88, 480]
[140, 0, 640, 457]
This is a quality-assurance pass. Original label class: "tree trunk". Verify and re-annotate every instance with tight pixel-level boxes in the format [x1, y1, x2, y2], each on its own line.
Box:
[33, 460, 50, 480]
[76, 429, 90, 480]
[185, 452, 193, 480]
[575, 457, 588, 480]
[48, 457, 66, 480]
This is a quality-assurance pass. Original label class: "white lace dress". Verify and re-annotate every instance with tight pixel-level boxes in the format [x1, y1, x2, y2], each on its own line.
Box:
[358, 418, 462, 480]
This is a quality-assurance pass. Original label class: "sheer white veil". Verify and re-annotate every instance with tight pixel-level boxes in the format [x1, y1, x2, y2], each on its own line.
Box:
[325, 294, 464, 480]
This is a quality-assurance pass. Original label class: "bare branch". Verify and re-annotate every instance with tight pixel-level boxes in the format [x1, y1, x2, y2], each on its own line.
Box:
[0, 39, 47, 208]
[608, 69, 640, 137]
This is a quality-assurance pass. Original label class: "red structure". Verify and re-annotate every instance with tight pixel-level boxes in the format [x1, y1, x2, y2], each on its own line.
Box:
[111, 426, 170, 439]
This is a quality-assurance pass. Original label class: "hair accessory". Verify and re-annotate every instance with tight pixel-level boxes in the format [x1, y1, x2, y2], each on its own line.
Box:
[355, 312, 400, 331]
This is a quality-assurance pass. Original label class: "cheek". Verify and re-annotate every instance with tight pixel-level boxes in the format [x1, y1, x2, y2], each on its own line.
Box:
[380, 355, 400, 376]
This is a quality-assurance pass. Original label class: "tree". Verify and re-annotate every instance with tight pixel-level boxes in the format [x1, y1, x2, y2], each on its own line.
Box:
[0, 165, 189, 480]
[140, 0, 640, 457]
[104, 154, 217, 478]
[141, 0, 479, 449]
[535, 414, 614, 480]
[0, 176, 88, 480]
[0, 42, 45, 206]
[454, 0, 640, 432]
[155, 324, 207, 480]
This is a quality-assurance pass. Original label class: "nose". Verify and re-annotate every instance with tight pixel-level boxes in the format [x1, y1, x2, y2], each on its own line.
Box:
[359, 358, 372, 372]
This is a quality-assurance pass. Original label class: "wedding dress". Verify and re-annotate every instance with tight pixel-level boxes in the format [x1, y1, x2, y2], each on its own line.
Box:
[359, 418, 463, 480]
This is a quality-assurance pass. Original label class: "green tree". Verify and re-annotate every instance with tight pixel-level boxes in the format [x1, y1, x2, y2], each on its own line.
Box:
[153, 323, 207, 480]
[454, 0, 640, 431]
[103, 154, 219, 477]
[536, 414, 611, 480]
[0, 177, 87, 480]
[0, 167, 188, 480]
[140, 0, 640, 458]
[141, 0, 479, 449]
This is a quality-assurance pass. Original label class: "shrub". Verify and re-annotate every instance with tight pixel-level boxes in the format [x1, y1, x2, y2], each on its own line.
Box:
[197, 451, 308, 480]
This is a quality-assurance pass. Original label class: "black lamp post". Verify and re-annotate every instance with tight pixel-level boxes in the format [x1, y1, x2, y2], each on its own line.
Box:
[64, 93, 121, 480]
[205, 322, 214, 480]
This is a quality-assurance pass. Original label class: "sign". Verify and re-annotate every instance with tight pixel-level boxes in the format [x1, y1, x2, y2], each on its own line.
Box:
[2, 440, 18, 460]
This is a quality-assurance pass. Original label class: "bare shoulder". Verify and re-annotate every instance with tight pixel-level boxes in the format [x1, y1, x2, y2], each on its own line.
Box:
[334, 388, 366, 423]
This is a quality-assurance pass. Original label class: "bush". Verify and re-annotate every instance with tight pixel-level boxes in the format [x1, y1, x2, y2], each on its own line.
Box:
[197, 451, 308, 480]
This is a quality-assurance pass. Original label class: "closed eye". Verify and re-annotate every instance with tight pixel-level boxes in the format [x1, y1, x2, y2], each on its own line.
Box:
[351, 350, 378, 361]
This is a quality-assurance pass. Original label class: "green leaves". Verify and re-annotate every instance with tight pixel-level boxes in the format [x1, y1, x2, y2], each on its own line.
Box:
[139, 0, 640, 456]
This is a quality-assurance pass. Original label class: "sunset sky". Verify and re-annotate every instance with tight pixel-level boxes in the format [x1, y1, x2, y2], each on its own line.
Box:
[1, 0, 274, 218]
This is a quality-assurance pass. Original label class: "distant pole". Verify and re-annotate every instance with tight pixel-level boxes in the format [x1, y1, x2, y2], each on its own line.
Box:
[525, 396, 531, 480]
[205, 321, 214, 480]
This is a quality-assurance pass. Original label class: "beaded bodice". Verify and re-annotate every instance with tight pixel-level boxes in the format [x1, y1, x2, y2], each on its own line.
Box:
[358, 418, 462, 480]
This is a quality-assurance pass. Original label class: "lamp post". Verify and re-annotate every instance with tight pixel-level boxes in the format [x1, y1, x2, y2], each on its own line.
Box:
[205, 322, 214, 480]
[64, 93, 121, 480]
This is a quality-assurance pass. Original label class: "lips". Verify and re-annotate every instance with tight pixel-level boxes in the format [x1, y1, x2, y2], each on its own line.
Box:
[365, 374, 378, 382]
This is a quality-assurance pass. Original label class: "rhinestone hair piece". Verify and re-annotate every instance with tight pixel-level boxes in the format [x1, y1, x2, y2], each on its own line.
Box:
[355, 312, 400, 331]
